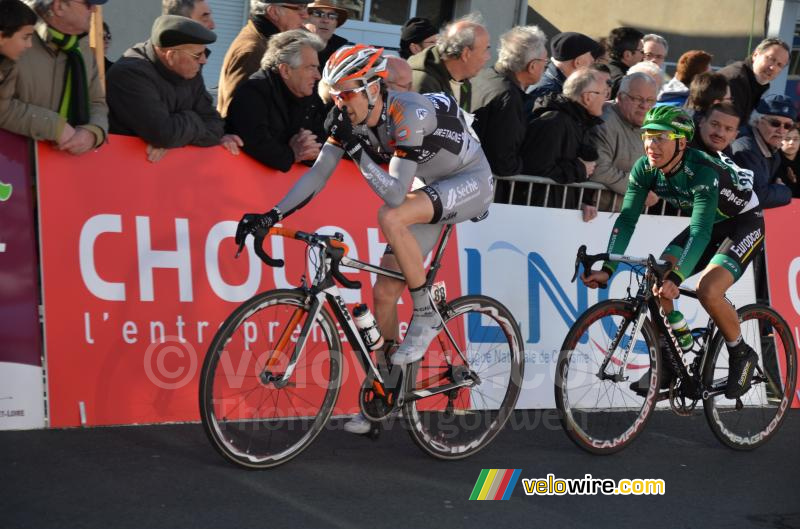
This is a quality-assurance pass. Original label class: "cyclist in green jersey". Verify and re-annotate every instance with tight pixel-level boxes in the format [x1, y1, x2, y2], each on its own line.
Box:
[582, 105, 763, 399]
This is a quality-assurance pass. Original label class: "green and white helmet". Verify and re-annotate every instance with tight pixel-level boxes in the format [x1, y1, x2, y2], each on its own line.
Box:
[641, 105, 695, 142]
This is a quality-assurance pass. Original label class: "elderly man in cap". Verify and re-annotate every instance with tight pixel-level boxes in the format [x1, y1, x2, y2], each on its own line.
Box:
[732, 94, 795, 208]
[225, 29, 326, 172]
[304, 0, 348, 68]
[409, 12, 490, 111]
[1, 0, 108, 154]
[471, 25, 548, 179]
[217, 0, 309, 117]
[399, 16, 437, 59]
[107, 15, 241, 162]
[528, 31, 602, 110]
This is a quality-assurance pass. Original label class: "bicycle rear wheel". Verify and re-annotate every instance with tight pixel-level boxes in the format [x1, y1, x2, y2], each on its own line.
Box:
[555, 299, 660, 454]
[703, 304, 797, 450]
[199, 289, 342, 468]
[403, 295, 524, 460]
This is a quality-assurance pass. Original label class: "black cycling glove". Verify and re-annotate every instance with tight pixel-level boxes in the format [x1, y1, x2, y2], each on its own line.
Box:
[324, 105, 363, 161]
[235, 208, 280, 246]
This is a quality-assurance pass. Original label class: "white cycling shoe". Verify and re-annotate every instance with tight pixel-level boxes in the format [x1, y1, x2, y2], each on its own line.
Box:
[343, 413, 372, 435]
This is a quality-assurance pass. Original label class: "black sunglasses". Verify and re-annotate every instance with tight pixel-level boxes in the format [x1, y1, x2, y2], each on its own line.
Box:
[766, 118, 794, 130]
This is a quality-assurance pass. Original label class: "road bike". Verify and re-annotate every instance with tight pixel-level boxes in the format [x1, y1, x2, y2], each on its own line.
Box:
[200, 224, 524, 468]
[555, 245, 796, 454]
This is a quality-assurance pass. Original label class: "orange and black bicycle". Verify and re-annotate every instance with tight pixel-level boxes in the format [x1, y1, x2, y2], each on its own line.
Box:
[199, 225, 523, 469]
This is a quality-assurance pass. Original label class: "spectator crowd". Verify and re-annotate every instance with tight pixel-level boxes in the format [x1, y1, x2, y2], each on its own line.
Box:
[1, 0, 799, 211]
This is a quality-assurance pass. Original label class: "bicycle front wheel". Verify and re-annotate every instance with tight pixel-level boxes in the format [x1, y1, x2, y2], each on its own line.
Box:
[403, 295, 524, 460]
[199, 289, 342, 469]
[703, 303, 797, 450]
[555, 299, 660, 455]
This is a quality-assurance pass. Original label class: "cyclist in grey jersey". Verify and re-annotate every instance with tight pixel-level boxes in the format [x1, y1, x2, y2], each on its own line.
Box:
[235, 44, 493, 424]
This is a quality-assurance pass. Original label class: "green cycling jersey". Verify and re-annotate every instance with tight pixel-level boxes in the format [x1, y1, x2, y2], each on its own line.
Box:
[603, 147, 758, 284]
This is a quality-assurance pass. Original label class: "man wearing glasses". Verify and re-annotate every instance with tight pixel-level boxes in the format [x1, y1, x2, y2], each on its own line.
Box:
[588, 71, 660, 211]
[583, 105, 764, 401]
[731, 94, 794, 209]
[107, 15, 242, 162]
[304, 0, 349, 68]
[217, 0, 309, 117]
[7, 0, 108, 155]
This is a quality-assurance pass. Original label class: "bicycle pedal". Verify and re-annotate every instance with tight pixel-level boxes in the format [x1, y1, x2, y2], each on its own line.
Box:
[367, 423, 381, 441]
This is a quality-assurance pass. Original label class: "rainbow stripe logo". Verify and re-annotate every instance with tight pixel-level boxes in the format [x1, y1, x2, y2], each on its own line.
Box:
[469, 469, 522, 500]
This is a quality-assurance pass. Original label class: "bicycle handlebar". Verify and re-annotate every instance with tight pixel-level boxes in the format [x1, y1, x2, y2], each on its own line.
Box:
[236, 226, 361, 290]
[572, 245, 672, 286]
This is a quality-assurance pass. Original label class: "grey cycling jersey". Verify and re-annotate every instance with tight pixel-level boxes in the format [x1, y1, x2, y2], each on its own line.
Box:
[275, 91, 491, 223]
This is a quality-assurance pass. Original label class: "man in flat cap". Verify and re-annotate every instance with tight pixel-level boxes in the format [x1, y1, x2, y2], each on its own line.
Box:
[399, 17, 437, 59]
[107, 15, 242, 162]
[304, 0, 349, 69]
[217, 0, 309, 117]
[528, 31, 602, 111]
[2, 0, 109, 155]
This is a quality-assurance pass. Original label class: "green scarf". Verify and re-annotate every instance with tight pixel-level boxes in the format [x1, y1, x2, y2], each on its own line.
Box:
[48, 27, 90, 126]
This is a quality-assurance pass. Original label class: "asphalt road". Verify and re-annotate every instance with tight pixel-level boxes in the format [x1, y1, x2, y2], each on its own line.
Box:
[2, 410, 799, 529]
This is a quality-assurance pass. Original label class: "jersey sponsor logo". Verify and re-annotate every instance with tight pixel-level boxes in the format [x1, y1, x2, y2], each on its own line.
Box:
[444, 178, 480, 210]
[441, 211, 457, 222]
[426, 93, 452, 112]
[416, 108, 429, 121]
[720, 187, 747, 207]
[432, 128, 463, 142]
[731, 228, 763, 259]
[388, 99, 411, 144]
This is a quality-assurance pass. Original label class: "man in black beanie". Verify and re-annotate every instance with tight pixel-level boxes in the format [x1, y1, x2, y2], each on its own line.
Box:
[107, 15, 242, 162]
[529, 31, 602, 110]
[399, 16, 437, 59]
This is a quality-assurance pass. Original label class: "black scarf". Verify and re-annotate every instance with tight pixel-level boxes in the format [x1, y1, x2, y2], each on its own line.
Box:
[250, 14, 279, 39]
[48, 27, 89, 126]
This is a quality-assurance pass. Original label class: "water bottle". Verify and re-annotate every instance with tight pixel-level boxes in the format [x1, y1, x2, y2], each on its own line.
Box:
[667, 310, 694, 351]
[353, 304, 384, 351]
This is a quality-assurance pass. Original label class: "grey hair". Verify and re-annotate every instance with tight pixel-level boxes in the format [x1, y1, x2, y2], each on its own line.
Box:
[495, 25, 547, 75]
[627, 59, 663, 87]
[563, 68, 599, 101]
[24, 0, 54, 14]
[618, 71, 658, 95]
[642, 33, 668, 54]
[749, 110, 764, 128]
[755, 37, 790, 55]
[260, 29, 324, 70]
[250, 0, 280, 16]
[436, 12, 486, 60]
[162, 0, 198, 17]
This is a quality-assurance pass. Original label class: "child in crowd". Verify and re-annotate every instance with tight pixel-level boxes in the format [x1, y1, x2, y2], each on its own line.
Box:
[0, 0, 37, 121]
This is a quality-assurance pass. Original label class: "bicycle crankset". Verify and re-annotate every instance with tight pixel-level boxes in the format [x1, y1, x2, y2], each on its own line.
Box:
[668, 379, 699, 416]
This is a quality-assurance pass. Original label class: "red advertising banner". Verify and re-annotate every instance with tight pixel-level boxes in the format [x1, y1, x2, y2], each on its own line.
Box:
[764, 203, 800, 407]
[0, 130, 45, 430]
[37, 136, 461, 427]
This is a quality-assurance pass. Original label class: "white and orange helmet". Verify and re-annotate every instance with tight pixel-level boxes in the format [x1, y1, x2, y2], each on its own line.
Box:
[322, 44, 388, 87]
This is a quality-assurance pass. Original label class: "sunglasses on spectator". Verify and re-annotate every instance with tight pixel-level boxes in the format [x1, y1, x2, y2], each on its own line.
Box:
[765, 118, 793, 130]
[643, 52, 665, 61]
[280, 4, 308, 12]
[329, 84, 369, 103]
[309, 9, 339, 20]
[174, 48, 205, 61]
[642, 131, 684, 143]
[622, 92, 657, 106]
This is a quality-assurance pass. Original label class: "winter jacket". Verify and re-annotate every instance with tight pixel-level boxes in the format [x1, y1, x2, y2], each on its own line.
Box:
[731, 126, 792, 208]
[718, 60, 768, 123]
[527, 61, 565, 111]
[470, 67, 527, 176]
[656, 77, 689, 107]
[225, 67, 326, 172]
[217, 17, 279, 117]
[587, 101, 642, 210]
[107, 41, 225, 148]
[521, 94, 603, 184]
[0, 19, 107, 145]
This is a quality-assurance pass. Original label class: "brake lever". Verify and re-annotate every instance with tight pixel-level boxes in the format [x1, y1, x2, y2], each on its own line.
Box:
[235, 240, 246, 259]
[571, 245, 587, 283]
